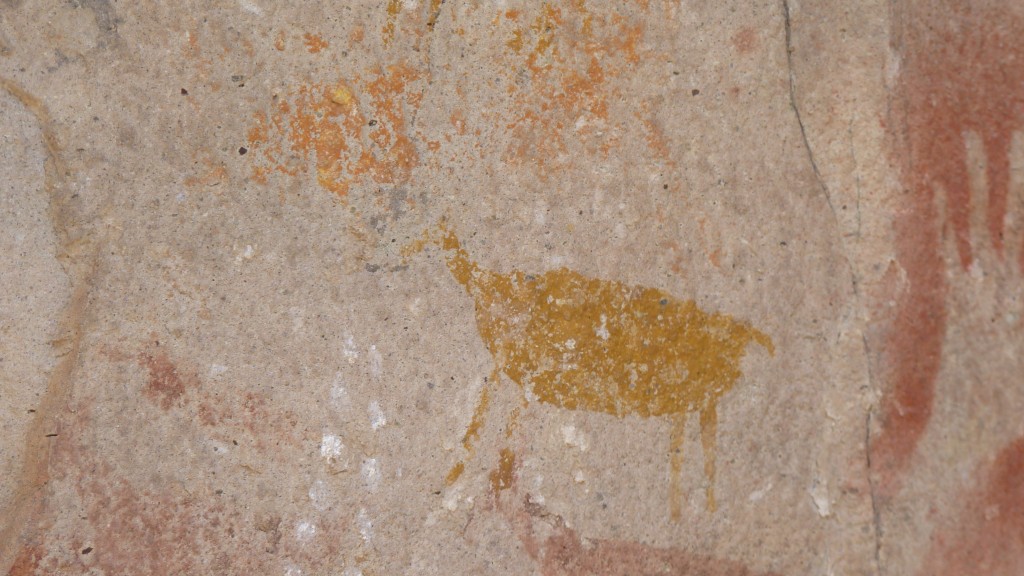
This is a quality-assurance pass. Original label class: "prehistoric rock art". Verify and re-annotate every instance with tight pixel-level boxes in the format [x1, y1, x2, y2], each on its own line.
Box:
[406, 223, 773, 518]
[876, 1, 1024, 494]
[495, 461, 780, 576]
[500, 2, 649, 178]
[0, 78, 96, 575]
[247, 63, 424, 198]
[383, 0, 444, 45]
[918, 437, 1024, 575]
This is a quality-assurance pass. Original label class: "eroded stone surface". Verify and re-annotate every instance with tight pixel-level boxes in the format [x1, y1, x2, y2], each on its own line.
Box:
[1, 1, 1022, 575]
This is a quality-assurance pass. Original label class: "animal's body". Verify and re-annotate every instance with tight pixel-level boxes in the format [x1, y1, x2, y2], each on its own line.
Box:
[408, 224, 773, 518]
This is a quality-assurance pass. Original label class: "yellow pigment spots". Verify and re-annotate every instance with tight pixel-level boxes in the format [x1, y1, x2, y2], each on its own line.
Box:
[410, 223, 773, 518]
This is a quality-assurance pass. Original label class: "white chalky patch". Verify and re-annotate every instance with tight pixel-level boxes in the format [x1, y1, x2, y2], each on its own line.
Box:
[295, 521, 316, 542]
[546, 254, 567, 267]
[368, 401, 387, 430]
[238, 0, 263, 15]
[809, 478, 831, 517]
[531, 475, 545, 505]
[523, 381, 538, 403]
[235, 244, 256, 263]
[749, 481, 773, 502]
[362, 458, 381, 491]
[357, 508, 374, 542]
[368, 345, 383, 377]
[320, 434, 344, 460]
[330, 373, 351, 410]
[442, 488, 461, 511]
[309, 480, 329, 511]
[208, 440, 231, 454]
[343, 335, 359, 363]
[561, 425, 589, 451]
[595, 314, 610, 340]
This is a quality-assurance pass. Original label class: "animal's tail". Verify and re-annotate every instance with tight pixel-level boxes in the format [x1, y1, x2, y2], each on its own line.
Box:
[748, 325, 775, 356]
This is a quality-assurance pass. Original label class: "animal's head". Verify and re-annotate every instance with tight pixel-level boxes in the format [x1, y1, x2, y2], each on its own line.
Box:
[736, 322, 775, 357]
[400, 217, 462, 263]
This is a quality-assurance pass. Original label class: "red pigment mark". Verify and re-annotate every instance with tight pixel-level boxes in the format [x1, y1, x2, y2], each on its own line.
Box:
[8, 381, 315, 574]
[303, 33, 328, 53]
[7, 543, 44, 576]
[918, 437, 1024, 575]
[51, 422, 288, 576]
[874, 1, 1024, 495]
[137, 347, 197, 410]
[731, 27, 758, 55]
[247, 63, 424, 197]
[494, 460, 780, 576]
[503, 495, 779, 576]
[102, 341, 285, 452]
[197, 390, 271, 440]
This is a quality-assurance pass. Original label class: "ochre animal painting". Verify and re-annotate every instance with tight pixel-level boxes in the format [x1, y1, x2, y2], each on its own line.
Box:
[406, 223, 773, 518]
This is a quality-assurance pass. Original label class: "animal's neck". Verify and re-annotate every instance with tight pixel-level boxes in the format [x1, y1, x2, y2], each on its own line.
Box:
[443, 245, 479, 287]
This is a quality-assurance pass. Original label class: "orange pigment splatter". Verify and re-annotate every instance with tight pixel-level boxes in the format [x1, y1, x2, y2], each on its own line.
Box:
[303, 33, 329, 53]
[246, 63, 425, 197]
[502, 2, 652, 177]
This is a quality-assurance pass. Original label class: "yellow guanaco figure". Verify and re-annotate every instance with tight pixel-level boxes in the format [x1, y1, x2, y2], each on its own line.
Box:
[405, 221, 774, 519]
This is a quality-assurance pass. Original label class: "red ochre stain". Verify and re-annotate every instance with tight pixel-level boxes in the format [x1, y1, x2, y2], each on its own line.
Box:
[731, 27, 758, 55]
[10, 388, 316, 574]
[7, 544, 44, 576]
[874, 1, 1024, 494]
[918, 437, 1024, 575]
[100, 342, 285, 452]
[501, 483, 781, 576]
[303, 32, 329, 53]
[407, 223, 773, 518]
[137, 348, 197, 410]
[62, 451, 283, 575]
[247, 63, 424, 197]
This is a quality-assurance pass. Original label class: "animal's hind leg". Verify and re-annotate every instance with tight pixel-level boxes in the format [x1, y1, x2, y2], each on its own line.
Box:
[669, 412, 687, 521]
[446, 369, 497, 485]
[700, 404, 718, 512]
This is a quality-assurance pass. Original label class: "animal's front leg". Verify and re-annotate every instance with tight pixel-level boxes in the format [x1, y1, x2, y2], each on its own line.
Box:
[669, 412, 687, 521]
[700, 404, 718, 512]
[446, 367, 499, 485]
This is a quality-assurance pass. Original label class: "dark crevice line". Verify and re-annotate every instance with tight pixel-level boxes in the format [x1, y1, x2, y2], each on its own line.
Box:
[780, 0, 862, 295]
